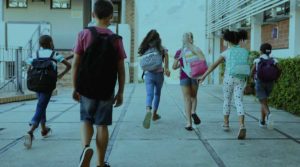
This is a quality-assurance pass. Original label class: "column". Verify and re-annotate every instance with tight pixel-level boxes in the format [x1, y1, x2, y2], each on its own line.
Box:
[0, 0, 4, 46]
[121, 0, 126, 23]
[289, 0, 300, 56]
[212, 34, 221, 85]
[250, 14, 263, 51]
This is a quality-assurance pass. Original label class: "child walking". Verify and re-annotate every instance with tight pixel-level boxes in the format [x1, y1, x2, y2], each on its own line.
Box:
[138, 29, 170, 129]
[24, 35, 71, 149]
[172, 32, 204, 131]
[251, 43, 278, 128]
[199, 29, 249, 139]
[72, 0, 126, 167]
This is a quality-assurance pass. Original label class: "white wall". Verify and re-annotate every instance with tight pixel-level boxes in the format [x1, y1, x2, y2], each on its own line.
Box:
[135, 0, 207, 83]
[0, 0, 4, 47]
[3, 0, 83, 49]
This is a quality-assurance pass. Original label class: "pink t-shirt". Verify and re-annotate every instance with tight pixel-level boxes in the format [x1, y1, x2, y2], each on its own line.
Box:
[73, 26, 127, 59]
[174, 49, 188, 80]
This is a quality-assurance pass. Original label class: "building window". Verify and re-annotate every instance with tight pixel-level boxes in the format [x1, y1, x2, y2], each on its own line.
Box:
[51, 0, 71, 9]
[112, 1, 121, 24]
[5, 62, 15, 80]
[7, 0, 28, 8]
[264, 2, 290, 21]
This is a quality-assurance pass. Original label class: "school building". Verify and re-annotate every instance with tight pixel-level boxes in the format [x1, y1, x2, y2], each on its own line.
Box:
[206, 0, 300, 84]
[0, 0, 299, 95]
[0, 0, 208, 95]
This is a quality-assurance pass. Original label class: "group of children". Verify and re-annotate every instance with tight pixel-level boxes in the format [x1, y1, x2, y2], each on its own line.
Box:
[22, 1, 278, 167]
[140, 28, 278, 141]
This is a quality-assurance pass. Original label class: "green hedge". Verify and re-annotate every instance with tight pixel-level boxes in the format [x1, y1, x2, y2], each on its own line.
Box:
[269, 56, 300, 115]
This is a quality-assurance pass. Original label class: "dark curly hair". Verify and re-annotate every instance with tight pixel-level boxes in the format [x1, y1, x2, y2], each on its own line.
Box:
[138, 29, 164, 56]
[222, 29, 248, 45]
[260, 43, 272, 56]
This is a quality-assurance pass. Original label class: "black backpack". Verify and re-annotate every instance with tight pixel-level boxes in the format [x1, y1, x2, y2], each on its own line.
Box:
[27, 51, 57, 93]
[76, 27, 121, 100]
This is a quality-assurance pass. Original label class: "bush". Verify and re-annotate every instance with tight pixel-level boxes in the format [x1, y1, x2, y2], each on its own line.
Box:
[269, 56, 300, 115]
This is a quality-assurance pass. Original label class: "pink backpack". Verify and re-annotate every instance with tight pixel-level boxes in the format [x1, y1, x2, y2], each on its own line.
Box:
[180, 48, 208, 79]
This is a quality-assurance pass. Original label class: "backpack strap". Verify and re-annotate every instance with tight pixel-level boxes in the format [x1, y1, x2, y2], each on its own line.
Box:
[50, 51, 55, 59]
[49, 51, 57, 63]
[86, 27, 98, 37]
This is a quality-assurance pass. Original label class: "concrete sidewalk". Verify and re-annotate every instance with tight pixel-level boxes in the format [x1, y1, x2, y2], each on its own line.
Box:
[0, 84, 299, 167]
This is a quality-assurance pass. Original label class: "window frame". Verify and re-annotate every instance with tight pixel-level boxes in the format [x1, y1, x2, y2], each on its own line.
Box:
[50, 0, 71, 10]
[6, 0, 28, 8]
[111, 1, 121, 24]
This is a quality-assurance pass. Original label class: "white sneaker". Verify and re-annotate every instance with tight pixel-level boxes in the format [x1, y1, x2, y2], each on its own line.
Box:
[259, 119, 267, 128]
[143, 112, 152, 129]
[24, 133, 34, 149]
[267, 113, 274, 129]
[222, 124, 230, 131]
[78, 147, 93, 167]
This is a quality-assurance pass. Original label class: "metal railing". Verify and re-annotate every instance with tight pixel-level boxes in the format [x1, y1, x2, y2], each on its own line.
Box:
[0, 47, 29, 95]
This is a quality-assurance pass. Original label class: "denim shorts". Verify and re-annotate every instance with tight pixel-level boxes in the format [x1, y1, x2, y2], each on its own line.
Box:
[255, 79, 274, 100]
[180, 77, 198, 86]
[80, 95, 113, 125]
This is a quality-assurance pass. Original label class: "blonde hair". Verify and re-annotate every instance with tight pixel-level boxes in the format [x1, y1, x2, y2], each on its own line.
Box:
[181, 32, 205, 59]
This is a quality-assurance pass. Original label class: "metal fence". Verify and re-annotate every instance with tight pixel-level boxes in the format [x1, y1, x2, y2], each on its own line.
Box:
[0, 47, 30, 95]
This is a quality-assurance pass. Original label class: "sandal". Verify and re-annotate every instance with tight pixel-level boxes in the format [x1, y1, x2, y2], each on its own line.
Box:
[152, 114, 161, 121]
[222, 124, 230, 131]
[237, 127, 246, 140]
[185, 126, 193, 131]
[41, 127, 52, 138]
[191, 113, 201, 125]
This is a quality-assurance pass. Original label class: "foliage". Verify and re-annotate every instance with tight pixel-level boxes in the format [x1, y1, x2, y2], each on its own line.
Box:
[269, 56, 300, 115]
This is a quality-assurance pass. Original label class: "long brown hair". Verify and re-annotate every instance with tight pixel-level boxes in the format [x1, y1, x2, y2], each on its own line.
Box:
[138, 29, 164, 56]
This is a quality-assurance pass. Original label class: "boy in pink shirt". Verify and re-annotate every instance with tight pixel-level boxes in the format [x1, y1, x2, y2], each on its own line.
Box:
[72, 1, 126, 167]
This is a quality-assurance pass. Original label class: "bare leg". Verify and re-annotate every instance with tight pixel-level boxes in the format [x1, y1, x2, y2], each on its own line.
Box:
[81, 121, 94, 147]
[259, 99, 269, 122]
[190, 85, 199, 114]
[96, 125, 109, 167]
[181, 86, 192, 127]
[239, 115, 245, 127]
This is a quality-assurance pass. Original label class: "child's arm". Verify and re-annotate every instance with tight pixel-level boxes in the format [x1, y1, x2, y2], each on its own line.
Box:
[57, 60, 71, 79]
[114, 58, 125, 107]
[199, 56, 225, 83]
[172, 50, 181, 70]
[164, 52, 170, 77]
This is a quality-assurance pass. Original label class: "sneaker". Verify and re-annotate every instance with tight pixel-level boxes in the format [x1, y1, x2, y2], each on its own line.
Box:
[222, 124, 230, 131]
[79, 147, 93, 167]
[41, 127, 52, 138]
[191, 113, 201, 125]
[152, 114, 161, 121]
[259, 119, 267, 128]
[237, 127, 246, 140]
[143, 112, 152, 129]
[24, 132, 34, 149]
[266, 113, 274, 129]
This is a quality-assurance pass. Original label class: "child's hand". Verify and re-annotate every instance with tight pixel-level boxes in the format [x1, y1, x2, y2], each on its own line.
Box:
[72, 90, 80, 102]
[198, 76, 206, 84]
[164, 69, 170, 77]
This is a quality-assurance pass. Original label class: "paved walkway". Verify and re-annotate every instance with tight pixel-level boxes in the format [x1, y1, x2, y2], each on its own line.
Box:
[0, 84, 300, 167]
